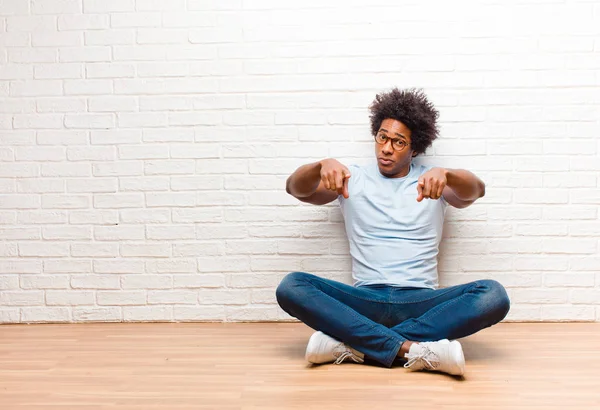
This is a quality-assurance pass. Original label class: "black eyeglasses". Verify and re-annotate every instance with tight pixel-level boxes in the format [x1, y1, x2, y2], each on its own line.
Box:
[374, 134, 408, 151]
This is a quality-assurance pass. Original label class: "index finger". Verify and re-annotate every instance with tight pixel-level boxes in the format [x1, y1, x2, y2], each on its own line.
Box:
[416, 178, 424, 202]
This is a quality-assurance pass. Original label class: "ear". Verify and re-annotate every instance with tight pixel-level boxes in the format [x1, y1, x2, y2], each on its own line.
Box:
[411, 151, 418, 158]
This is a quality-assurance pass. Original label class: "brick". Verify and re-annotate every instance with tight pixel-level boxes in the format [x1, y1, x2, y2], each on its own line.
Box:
[198, 289, 249, 305]
[541, 306, 595, 322]
[173, 208, 221, 223]
[42, 226, 91, 240]
[32, 31, 82, 47]
[94, 226, 144, 241]
[67, 147, 116, 162]
[173, 274, 224, 288]
[42, 194, 89, 209]
[20, 275, 69, 290]
[120, 209, 170, 224]
[37, 97, 86, 112]
[146, 192, 195, 207]
[86, 63, 135, 78]
[37, 130, 88, 145]
[60, 46, 111, 63]
[121, 243, 170, 258]
[85, 29, 135, 46]
[171, 176, 222, 191]
[122, 274, 171, 289]
[83, 0, 134, 13]
[173, 306, 224, 321]
[0, 309, 20, 323]
[44, 259, 91, 273]
[172, 242, 222, 257]
[41, 162, 90, 177]
[123, 306, 172, 321]
[0, 275, 19, 289]
[196, 225, 246, 239]
[7, 16, 57, 31]
[145, 160, 195, 175]
[144, 128, 194, 142]
[10, 80, 62, 97]
[89, 97, 137, 112]
[93, 259, 145, 274]
[73, 307, 121, 322]
[111, 12, 161, 28]
[98, 291, 146, 306]
[197, 257, 248, 273]
[65, 114, 115, 129]
[118, 113, 168, 128]
[0, 194, 40, 209]
[71, 243, 119, 258]
[93, 193, 144, 208]
[32, 0, 82, 14]
[59, 14, 109, 30]
[69, 210, 118, 225]
[0, 226, 40, 240]
[148, 290, 196, 304]
[226, 306, 279, 322]
[146, 259, 196, 273]
[118, 145, 168, 160]
[147, 225, 195, 240]
[65, 284, 112, 306]
[13, 114, 64, 129]
[0, 260, 42, 274]
[22, 307, 70, 323]
[119, 177, 169, 191]
[19, 242, 70, 257]
[0, 291, 44, 306]
[93, 161, 143, 177]
[0, 64, 33, 80]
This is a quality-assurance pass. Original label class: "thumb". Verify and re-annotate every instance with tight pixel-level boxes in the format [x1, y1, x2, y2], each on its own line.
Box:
[416, 179, 424, 202]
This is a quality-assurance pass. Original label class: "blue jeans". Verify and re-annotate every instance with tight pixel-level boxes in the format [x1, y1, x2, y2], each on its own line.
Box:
[276, 272, 510, 368]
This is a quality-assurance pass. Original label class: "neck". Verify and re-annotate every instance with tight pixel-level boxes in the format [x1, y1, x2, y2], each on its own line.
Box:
[380, 162, 411, 178]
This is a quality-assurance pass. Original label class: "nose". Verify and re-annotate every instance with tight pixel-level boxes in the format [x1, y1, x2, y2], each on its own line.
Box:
[381, 139, 394, 155]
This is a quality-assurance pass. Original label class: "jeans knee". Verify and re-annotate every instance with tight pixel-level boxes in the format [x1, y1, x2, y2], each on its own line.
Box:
[275, 271, 309, 309]
[477, 279, 510, 323]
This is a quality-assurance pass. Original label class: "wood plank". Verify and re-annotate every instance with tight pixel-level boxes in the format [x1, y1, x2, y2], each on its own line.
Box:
[1, 323, 599, 409]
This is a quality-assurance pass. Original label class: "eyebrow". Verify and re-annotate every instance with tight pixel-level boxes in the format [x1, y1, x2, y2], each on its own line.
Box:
[379, 128, 407, 140]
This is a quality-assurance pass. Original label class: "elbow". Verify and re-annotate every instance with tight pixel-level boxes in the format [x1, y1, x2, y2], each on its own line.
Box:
[285, 177, 299, 199]
[479, 180, 486, 199]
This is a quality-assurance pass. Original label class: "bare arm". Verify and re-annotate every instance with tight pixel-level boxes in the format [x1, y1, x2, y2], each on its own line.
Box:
[442, 169, 485, 208]
[417, 168, 485, 209]
[286, 159, 350, 206]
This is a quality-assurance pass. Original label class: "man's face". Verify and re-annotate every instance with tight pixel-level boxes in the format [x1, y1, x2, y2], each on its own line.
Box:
[374, 118, 414, 178]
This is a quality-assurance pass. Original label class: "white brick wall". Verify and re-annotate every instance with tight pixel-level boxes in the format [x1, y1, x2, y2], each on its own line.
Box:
[0, 0, 599, 324]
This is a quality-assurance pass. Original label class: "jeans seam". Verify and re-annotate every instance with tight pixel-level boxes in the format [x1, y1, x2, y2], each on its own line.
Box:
[399, 291, 473, 335]
[302, 276, 389, 304]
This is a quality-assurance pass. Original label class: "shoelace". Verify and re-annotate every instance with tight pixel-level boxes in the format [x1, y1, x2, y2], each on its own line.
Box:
[333, 346, 365, 365]
[403, 345, 440, 370]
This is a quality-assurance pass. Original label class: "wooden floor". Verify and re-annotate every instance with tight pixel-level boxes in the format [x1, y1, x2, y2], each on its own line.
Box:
[1, 323, 599, 409]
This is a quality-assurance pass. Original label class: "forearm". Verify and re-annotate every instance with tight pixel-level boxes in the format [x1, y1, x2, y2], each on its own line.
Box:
[445, 169, 485, 201]
[286, 161, 322, 198]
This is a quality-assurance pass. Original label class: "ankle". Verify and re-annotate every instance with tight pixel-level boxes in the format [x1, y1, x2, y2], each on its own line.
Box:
[398, 340, 417, 358]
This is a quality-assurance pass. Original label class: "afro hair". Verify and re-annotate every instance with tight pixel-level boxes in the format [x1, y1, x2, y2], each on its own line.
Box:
[369, 88, 439, 155]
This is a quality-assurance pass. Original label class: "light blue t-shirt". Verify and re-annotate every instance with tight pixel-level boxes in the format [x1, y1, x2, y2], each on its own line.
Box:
[338, 162, 447, 289]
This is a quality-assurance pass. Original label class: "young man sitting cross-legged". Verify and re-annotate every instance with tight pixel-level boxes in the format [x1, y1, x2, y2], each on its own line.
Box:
[276, 88, 510, 376]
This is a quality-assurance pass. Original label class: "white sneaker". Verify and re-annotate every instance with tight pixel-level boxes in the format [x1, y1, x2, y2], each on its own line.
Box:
[305, 331, 365, 365]
[403, 339, 465, 376]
